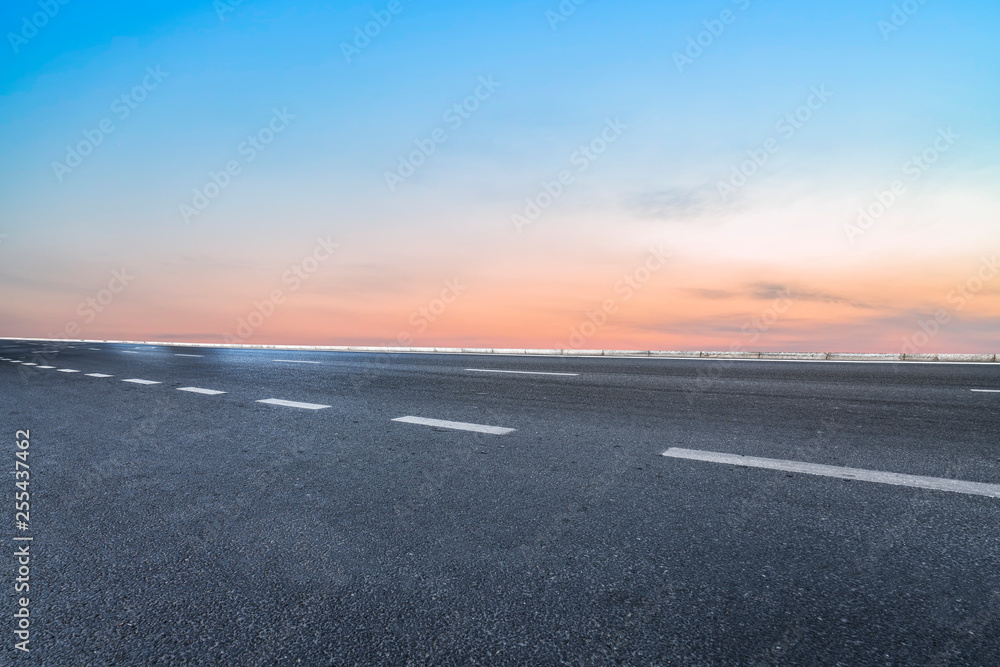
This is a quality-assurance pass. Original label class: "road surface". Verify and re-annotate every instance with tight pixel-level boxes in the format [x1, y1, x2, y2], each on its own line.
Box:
[1, 340, 998, 665]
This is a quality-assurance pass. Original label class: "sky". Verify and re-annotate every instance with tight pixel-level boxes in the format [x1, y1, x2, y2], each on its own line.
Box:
[1, 0, 998, 352]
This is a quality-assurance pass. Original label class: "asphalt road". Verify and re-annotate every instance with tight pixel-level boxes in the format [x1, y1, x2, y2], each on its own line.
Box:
[1, 340, 999, 665]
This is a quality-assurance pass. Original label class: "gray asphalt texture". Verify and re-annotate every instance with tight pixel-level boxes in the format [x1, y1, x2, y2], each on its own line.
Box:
[1, 340, 999, 666]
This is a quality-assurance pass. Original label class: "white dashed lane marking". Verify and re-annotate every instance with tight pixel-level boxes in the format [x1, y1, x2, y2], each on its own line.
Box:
[38, 366, 55, 369]
[466, 368, 579, 376]
[86, 373, 114, 378]
[392, 416, 515, 435]
[257, 398, 330, 410]
[57, 369, 80, 373]
[121, 351, 140, 354]
[662, 448, 1000, 498]
[178, 387, 226, 395]
[21, 363, 37, 366]
[175, 354, 204, 358]
[273, 360, 322, 364]
[122, 379, 160, 385]
[971, 389, 1000, 393]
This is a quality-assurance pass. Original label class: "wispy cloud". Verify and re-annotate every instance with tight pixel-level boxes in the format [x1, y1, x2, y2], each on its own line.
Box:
[622, 184, 723, 222]
[748, 282, 877, 310]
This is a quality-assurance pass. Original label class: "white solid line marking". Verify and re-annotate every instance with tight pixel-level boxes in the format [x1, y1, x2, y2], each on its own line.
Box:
[273, 359, 322, 364]
[465, 368, 579, 376]
[178, 387, 226, 395]
[971, 389, 1000, 393]
[175, 354, 204, 357]
[257, 398, 330, 410]
[86, 373, 114, 378]
[122, 379, 160, 385]
[57, 369, 80, 373]
[392, 416, 515, 435]
[662, 448, 1000, 499]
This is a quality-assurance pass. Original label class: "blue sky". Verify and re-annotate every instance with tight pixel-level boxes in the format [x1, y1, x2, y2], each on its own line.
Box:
[1, 0, 998, 350]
